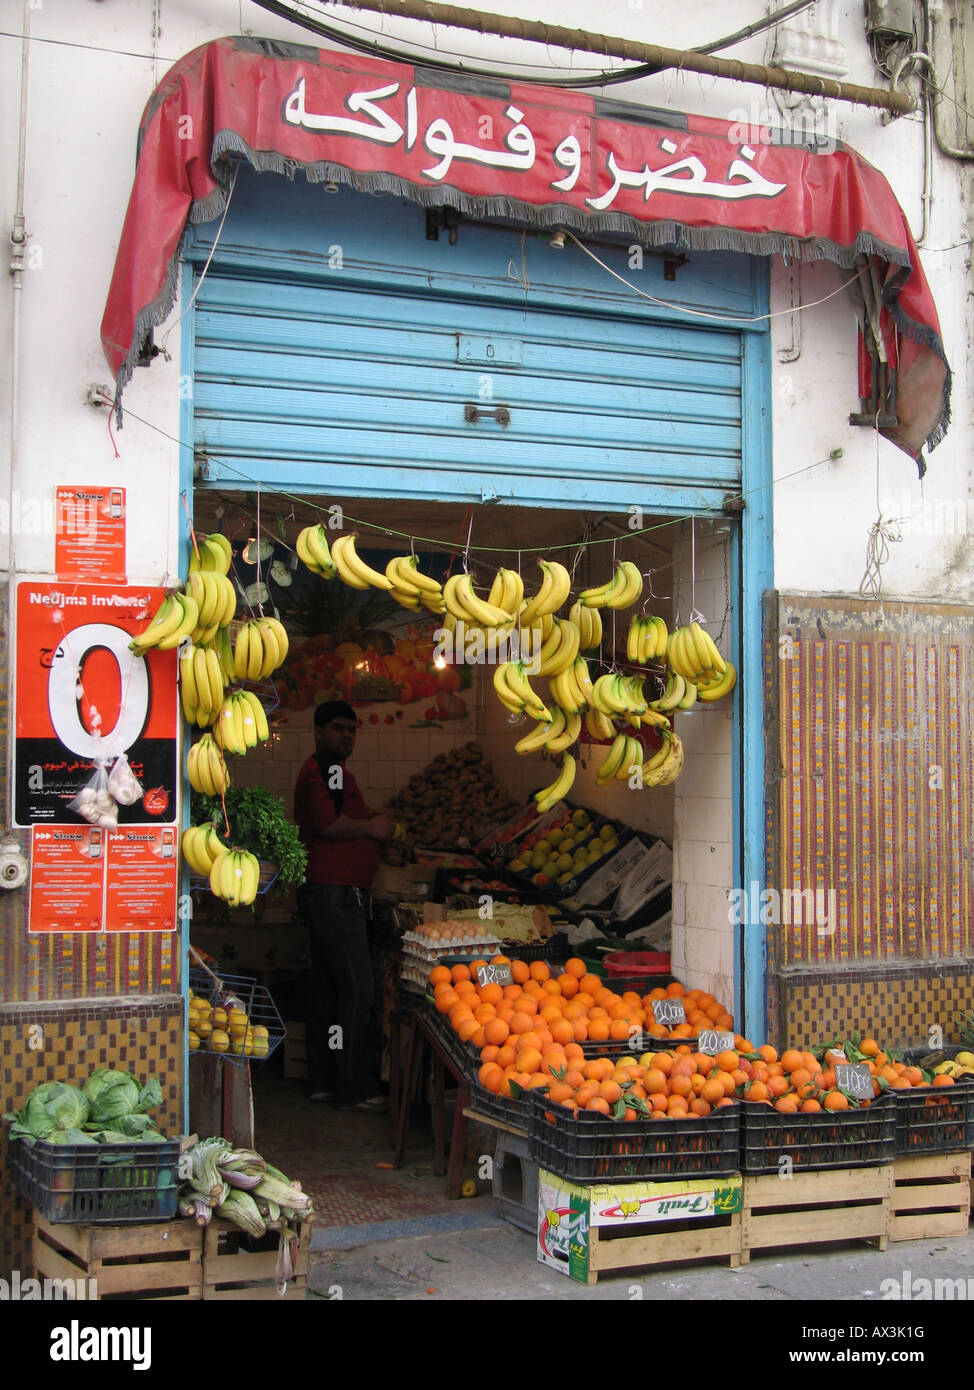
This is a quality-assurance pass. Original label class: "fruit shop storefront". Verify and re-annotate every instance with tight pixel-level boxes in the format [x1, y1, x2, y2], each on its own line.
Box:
[1, 34, 957, 1276]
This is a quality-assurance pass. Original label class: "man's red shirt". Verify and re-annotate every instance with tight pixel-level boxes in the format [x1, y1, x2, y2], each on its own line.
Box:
[294, 755, 380, 889]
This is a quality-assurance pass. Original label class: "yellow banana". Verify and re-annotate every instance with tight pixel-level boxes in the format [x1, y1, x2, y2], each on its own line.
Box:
[697, 660, 737, 702]
[504, 662, 552, 722]
[240, 689, 269, 741]
[606, 561, 644, 610]
[579, 565, 625, 609]
[191, 646, 212, 716]
[596, 734, 629, 785]
[535, 753, 576, 813]
[156, 593, 199, 650]
[546, 711, 581, 753]
[332, 534, 393, 590]
[202, 645, 225, 711]
[585, 708, 616, 741]
[130, 594, 183, 652]
[516, 709, 564, 754]
[246, 624, 264, 683]
[233, 624, 251, 681]
[255, 619, 281, 677]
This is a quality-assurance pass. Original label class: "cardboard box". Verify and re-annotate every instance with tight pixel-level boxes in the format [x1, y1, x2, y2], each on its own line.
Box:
[537, 1170, 743, 1282]
[563, 836, 671, 914]
[371, 862, 436, 899]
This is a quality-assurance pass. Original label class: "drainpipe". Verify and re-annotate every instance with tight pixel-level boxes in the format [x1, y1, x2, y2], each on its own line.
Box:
[6, 0, 30, 828]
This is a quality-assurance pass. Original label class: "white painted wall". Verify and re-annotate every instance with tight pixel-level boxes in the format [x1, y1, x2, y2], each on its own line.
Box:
[2, 1, 967, 598]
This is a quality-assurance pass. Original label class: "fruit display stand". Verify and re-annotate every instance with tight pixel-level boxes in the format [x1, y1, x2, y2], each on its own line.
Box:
[202, 1217, 312, 1300]
[32, 1213, 204, 1301]
[538, 1169, 743, 1284]
[392, 1006, 472, 1196]
[738, 1091, 898, 1174]
[739, 1166, 892, 1264]
[889, 1151, 972, 1242]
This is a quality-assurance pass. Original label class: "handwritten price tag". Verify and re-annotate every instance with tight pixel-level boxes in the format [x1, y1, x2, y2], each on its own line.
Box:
[698, 1029, 736, 1055]
[835, 1063, 873, 1098]
[651, 998, 686, 1027]
[476, 962, 513, 988]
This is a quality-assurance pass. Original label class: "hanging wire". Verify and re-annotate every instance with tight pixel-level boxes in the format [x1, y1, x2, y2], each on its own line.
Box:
[859, 420, 905, 598]
[159, 162, 239, 359]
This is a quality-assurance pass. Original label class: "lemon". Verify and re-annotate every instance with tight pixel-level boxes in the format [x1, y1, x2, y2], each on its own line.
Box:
[212, 1007, 228, 1029]
[957, 1051, 974, 1067]
[195, 1019, 213, 1039]
[253, 1037, 269, 1058]
[195, 1000, 213, 1019]
[188, 1030, 200, 1051]
[210, 1029, 230, 1053]
[461, 1179, 477, 1198]
[252, 1025, 269, 1040]
[227, 1008, 248, 1030]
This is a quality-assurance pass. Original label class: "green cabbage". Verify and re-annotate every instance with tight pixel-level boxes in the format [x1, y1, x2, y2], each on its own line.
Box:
[84, 1069, 140, 1122]
[3, 1083, 90, 1141]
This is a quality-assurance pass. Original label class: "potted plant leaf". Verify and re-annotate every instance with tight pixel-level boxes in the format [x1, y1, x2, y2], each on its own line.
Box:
[190, 788, 307, 902]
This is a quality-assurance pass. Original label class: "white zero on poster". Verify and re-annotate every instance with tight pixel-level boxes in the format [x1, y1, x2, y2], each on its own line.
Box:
[47, 623, 150, 760]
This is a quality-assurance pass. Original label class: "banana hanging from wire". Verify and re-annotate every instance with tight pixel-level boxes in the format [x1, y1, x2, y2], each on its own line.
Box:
[295, 524, 338, 579]
[231, 618, 289, 681]
[627, 614, 669, 665]
[519, 560, 572, 626]
[130, 592, 199, 654]
[187, 734, 230, 797]
[385, 555, 444, 612]
[188, 532, 233, 577]
[579, 561, 643, 610]
[209, 847, 260, 908]
[697, 659, 737, 702]
[185, 570, 237, 643]
[181, 823, 229, 877]
[569, 601, 602, 652]
[443, 573, 515, 629]
[643, 731, 685, 787]
[535, 753, 576, 814]
[330, 534, 394, 591]
[535, 618, 581, 677]
[585, 708, 617, 742]
[492, 662, 552, 722]
[214, 691, 271, 754]
[487, 567, 525, 618]
[668, 623, 726, 684]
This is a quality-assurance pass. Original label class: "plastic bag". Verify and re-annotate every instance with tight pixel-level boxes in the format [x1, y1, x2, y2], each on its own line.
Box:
[68, 760, 118, 828]
[107, 751, 143, 807]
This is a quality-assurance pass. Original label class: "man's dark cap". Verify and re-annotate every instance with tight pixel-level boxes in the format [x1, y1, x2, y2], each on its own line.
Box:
[315, 699, 357, 728]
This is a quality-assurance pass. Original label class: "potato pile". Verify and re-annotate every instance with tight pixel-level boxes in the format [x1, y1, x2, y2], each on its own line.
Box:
[384, 742, 519, 855]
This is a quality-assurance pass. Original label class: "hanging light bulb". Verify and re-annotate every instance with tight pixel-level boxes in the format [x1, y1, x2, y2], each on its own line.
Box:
[433, 655, 447, 670]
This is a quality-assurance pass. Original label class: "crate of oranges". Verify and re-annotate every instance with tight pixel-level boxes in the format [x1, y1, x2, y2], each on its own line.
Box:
[428, 959, 737, 1084]
[735, 1042, 899, 1173]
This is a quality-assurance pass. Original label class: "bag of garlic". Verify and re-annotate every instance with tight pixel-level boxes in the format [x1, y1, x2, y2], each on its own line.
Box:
[67, 759, 119, 828]
[107, 751, 143, 807]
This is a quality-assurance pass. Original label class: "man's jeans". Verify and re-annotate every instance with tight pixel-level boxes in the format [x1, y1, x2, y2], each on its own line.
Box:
[298, 883, 381, 1105]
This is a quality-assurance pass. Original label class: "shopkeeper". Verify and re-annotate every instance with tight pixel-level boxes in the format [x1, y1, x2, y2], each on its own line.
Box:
[294, 700, 394, 1111]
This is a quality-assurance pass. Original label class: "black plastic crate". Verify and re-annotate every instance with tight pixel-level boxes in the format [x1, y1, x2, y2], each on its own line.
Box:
[526, 1088, 740, 1183]
[422, 1005, 478, 1079]
[6, 1131, 180, 1224]
[468, 1077, 530, 1133]
[894, 1078, 974, 1155]
[503, 935, 570, 964]
[739, 1091, 897, 1174]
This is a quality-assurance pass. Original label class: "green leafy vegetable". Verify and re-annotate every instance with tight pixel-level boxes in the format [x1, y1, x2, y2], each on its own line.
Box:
[190, 786, 307, 892]
[3, 1083, 89, 1141]
[84, 1069, 142, 1123]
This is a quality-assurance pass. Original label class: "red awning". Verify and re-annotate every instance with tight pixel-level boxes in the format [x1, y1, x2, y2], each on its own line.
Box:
[102, 35, 950, 468]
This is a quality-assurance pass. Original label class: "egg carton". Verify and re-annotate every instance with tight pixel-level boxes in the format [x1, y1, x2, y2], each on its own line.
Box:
[401, 931, 502, 961]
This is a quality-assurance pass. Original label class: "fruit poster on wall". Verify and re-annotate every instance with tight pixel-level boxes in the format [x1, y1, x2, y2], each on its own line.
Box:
[14, 581, 178, 826]
[268, 545, 472, 724]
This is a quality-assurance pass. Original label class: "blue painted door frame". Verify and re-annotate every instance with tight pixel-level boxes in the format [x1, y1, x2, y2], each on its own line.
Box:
[178, 179, 774, 1045]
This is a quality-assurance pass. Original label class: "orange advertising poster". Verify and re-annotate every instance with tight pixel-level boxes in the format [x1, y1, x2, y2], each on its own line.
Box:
[14, 581, 178, 827]
[104, 826, 179, 933]
[55, 485, 126, 583]
[29, 825, 106, 934]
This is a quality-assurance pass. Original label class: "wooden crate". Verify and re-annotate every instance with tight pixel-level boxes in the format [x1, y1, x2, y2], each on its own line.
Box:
[33, 1214, 202, 1300]
[890, 1151, 971, 1242]
[202, 1218, 312, 1300]
[584, 1209, 743, 1284]
[740, 1165, 892, 1264]
[538, 1170, 743, 1285]
[284, 1021, 308, 1080]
